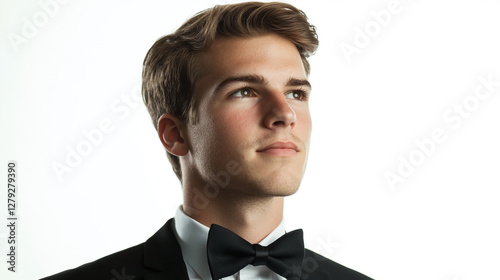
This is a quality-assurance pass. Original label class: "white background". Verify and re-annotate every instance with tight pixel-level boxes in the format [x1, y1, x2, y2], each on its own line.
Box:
[1, 0, 499, 279]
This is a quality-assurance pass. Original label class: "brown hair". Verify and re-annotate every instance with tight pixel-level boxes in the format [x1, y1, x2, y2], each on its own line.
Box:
[142, 2, 319, 181]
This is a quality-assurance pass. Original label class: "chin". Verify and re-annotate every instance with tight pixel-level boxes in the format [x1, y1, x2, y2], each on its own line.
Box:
[238, 175, 302, 197]
[231, 158, 305, 196]
[272, 186, 300, 197]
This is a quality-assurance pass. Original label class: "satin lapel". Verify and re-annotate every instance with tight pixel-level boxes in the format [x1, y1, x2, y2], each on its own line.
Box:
[143, 218, 190, 280]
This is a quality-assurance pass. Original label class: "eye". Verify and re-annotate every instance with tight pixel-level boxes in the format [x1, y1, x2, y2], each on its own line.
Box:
[285, 90, 308, 101]
[231, 88, 256, 98]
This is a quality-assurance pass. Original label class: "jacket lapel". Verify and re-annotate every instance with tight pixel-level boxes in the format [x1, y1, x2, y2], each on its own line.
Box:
[143, 218, 190, 280]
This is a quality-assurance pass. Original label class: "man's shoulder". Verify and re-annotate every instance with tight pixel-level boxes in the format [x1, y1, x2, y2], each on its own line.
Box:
[301, 249, 374, 280]
[40, 218, 188, 280]
[40, 242, 148, 280]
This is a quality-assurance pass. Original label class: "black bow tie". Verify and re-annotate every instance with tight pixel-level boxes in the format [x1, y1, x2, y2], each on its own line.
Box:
[206, 224, 304, 279]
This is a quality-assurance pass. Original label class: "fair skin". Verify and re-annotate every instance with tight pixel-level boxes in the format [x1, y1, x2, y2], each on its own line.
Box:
[158, 34, 312, 244]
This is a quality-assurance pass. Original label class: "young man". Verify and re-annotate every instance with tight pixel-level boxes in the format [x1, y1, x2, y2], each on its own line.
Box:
[42, 2, 373, 279]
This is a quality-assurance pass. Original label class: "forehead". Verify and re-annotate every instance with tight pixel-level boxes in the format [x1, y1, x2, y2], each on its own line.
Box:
[194, 34, 307, 92]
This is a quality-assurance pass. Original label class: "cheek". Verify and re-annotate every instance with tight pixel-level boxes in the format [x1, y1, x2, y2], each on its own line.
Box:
[217, 109, 253, 137]
[207, 107, 255, 146]
[295, 107, 312, 135]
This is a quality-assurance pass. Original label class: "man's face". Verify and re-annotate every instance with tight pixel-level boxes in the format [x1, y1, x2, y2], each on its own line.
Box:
[184, 34, 312, 197]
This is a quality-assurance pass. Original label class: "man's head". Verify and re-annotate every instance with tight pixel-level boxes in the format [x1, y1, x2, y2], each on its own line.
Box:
[142, 2, 318, 195]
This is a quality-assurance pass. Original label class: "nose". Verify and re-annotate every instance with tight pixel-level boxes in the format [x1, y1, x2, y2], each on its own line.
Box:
[263, 93, 297, 129]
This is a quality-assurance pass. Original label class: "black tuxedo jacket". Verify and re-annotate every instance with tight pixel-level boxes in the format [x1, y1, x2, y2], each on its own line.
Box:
[41, 218, 373, 280]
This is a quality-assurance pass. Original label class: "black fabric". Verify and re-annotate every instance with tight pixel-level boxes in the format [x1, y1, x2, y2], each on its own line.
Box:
[206, 224, 304, 279]
[40, 218, 374, 280]
[253, 244, 269, 265]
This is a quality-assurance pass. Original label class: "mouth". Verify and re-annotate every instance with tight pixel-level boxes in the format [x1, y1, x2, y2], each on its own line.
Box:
[257, 141, 299, 156]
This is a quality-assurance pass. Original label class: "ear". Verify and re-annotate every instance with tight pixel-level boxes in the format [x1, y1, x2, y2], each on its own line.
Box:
[157, 113, 189, 157]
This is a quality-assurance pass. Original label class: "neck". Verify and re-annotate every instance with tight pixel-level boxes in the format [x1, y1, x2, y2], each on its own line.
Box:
[182, 186, 284, 244]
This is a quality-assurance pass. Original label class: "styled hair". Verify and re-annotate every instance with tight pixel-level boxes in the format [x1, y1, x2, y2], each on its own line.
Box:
[142, 2, 319, 181]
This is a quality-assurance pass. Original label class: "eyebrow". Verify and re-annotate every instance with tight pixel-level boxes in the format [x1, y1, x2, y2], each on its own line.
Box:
[286, 78, 312, 89]
[215, 75, 311, 92]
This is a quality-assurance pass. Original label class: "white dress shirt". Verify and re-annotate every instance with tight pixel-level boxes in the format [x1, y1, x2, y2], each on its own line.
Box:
[173, 206, 287, 280]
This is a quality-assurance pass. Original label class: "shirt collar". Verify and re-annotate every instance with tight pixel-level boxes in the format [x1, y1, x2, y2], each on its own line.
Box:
[173, 206, 286, 279]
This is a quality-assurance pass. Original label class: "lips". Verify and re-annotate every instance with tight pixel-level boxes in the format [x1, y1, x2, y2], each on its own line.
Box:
[257, 141, 299, 156]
